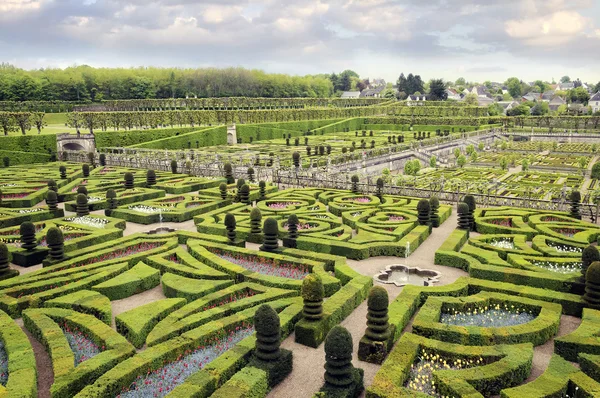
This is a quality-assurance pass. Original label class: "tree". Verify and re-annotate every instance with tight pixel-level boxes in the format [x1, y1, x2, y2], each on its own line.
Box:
[560, 76, 571, 83]
[428, 79, 447, 101]
[521, 158, 529, 171]
[568, 87, 590, 105]
[487, 103, 504, 116]
[31, 112, 46, 134]
[499, 156, 508, 170]
[457, 155, 467, 168]
[507, 104, 530, 116]
[464, 93, 478, 106]
[358, 286, 391, 364]
[530, 102, 549, 115]
[429, 156, 437, 168]
[505, 77, 522, 98]
[397, 73, 424, 95]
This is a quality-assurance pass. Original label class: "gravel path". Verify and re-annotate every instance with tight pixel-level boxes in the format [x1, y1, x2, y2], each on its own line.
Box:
[15, 318, 53, 398]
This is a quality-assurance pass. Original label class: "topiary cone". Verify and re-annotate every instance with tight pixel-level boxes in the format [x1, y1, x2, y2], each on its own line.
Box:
[584, 261, 600, 308]
[0, 243, 17, 280]
[582, 245, 600, 279]
[46, 227, 64, 261]
[302, 274, 324, 320]
[260, 218, 279, 252]
[457, 202, 471, 230]
[287, 214, 299, 240]
[20, 222, 37, 251]
[224, 213, 236, 243]
[417, 199, 431, 226]
[46, 190, 58, 211]
[250, 208, 262, 234]
[146, 170, 156, 187]
[77, 185, 88, 196]
[324, 326, 355, 387]
[59, 165, 67, 179]
[219, 183, 228, 200]
[239, 184, 250, 205]
[259, 181, 266, 201]
[430, 196, 440, 228]
[124, 172, 134, 189]
[76, 194, 89, 217]
[365, 287, 390, 342]
[254, 304, 282, 362]
[224, 163, 234, 184]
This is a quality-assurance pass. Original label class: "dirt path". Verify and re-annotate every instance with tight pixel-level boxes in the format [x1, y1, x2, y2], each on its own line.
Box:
[15, 318, 53, 398]
[269, 212, 467, 397]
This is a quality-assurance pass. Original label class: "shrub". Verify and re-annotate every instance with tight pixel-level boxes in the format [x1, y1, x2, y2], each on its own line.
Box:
[3, 156, 9, 167]
[584, 261, 600, 308]
[323, 325, 363, 394]
[254, 304, 282, 361]
[82, 163, 90, 177]
[247, 167, 255, 182]
[351, 175, 360, 194]
[219, 183, 227, 200]
[365, 287, 390, 342]
[146, 170, 156, 187]
[236, 178, 246, 190]
[0, 243, 12, 274]
[417, 199, 431, 226]
[259, 181, 266, 201]
[47, 179, 58, 192]
[239, 184, 250, 205]
[592, 162, 600, 179]
[376, 178, 384, 200]
[46, 227, 64, 261]
[293, 152, 300, 168]
[261, 218, 279, 252]
[224, 163, 234, 183]
[302, 274, 324, 321]
[582, 245, 600, 279]
[170, 159, 178, 174]
[76, 193, 89, 217]
[430, 196, 440, 228]
[99, 153, 106, 166]
[106, 189, 118, 209]
[570, 191, 581, 220]
[124, 172, 134, 189]
[463, 194, 476, 230]
[250, 208, 262, 234]
[224, 213, 236, 244]
[20, 221, 37, 251]
[46, 190, 58, 211]
[457, 202, 470, 230]
[59, 165, 67, 179]
[287, 214, 299, 241]
[76, 185, 88, 196]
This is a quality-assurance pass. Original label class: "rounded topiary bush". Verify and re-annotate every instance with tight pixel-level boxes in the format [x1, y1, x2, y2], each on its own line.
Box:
[292, 152, 300, 168]
[259, 181, 266, 200]
[417, 199, 430, 226]
[47, 179, 58, 192]
[254, 304, 282, 361]
[224, 213, 236, 243]
[247, 167, 255, 182]
[46, 190, 58, 211]
[20, 222, 37, 251]
[582, 245, 600, 279]
[237, 178, 246, 190]
[99, 153, 106, 166]
[462, 195, 476, 230]
[250, 208, 262, 234]
[82, 164, 90, 177]
[592, 162, 600, 179]
[239, 184, 250, 205]
[287, 214, 299, 240]
[146, 170, 156, 186]
[124, 172, 134, 189]
[77, 185, 88, 196]
[219, 183, 228, 200]
[106, 188, 118, 211]
[376, 178, 384, 199]
[365, 287, 390, 342]
[351, 174, 360, 193]
[170, 159, 178, 174]
[46, 227, 64, 261]
[430, 196, 440, 228]
[570, 190, 582, 220]
[324, 326, 354, 387]
[584, 261, 600, 308]
[59, 165, 67, 179]
[224, 163, 234, 184]
[457, 202, 470, 230]
[261, 218, 279, 252]
[302, 273, 324, 320]
[0, 242, 10, 271]
[76, 193, 89, 217]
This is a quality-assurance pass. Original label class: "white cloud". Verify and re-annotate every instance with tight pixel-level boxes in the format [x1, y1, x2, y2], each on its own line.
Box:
[0, 0, 41, 12]
[505, 10, 589, 46]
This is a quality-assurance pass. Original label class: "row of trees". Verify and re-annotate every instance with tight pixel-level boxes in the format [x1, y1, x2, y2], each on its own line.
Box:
[0, 112, 46, 135]
[0, 64, 338, 102]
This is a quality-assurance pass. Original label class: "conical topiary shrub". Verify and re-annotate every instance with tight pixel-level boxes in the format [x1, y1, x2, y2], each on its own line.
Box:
[250, 208, 262, 234]
[319, 326, 364, 397]
[259, 181, 266, 201]
[99, 153, 106, 166]
[224, 213, 236, 244]
[284, 214, 299, 248]
[105, 189, 117, 216]
[20, 222, 37, 251]
[47, 179, 58, 192]
[582, 245, 600, 279]
[358, 286, 393, 364]
[292, 152, 300, 168]
[430, 196, 440, 228]
[77, 185, 88, 196]
[584, 261, 600, 309]
[82, 164, 90, 178]
[301, 273, 323, 321]
[224, 163, 234, 184]
[376, 178, 384, 201]
[0, 243, 18, 280]
[239, 184, 250, 205]
[76, 194, 89, 217]
[351, 175, 359, 194]
[570, 191, 582, 220]
[124, 172, 134, 189]
[170, 160, 178, 174]
[247, 167, 255, 182]
[463, 194, 476, 230]
[59, 165, 67, 179]
[46, 227, 64, 261]
[219, 183, 228, 200]
[146, 170, 156, 187]
[260, 218, 279, 252]
[249, 304, 293, 387]
[457, 202, 471, 230]
[417, 199, 430, 226]
[46, 190, 58, 211]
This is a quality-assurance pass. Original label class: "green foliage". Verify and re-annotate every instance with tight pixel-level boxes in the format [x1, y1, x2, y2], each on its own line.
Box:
[93, 262, 160, 300]
[259, 180, 266, 200]
[239, 184, 250, 205]
[145, 169, 156, 186]
[302, 273, 324, 321]
[592, 162, 600, 179]
[351, 175, 359, 193]
[76, 193, 89, 217]
[82, 163, 90, 177]
[219, 182, 228, 199]
[430, 196, 440, 227]
[124, 172, 134, 189]
[59, 165, 67, 178]
[570, 190, 582, 220]
[582, 246, 600, 278]
[170, 159, 178, 174]
[292, 152, 300, 168]
[457, 202, 471, 230]
[261, 218, 279, 252]
[417, 199, 430, 226]
[46, 226, 65, 261]
[46, 190, 58, 211]
[76, 185, 88, 196]
[224, 213, 237, 243]
[20, 221, 37, 251]
[250, 208, 262, 234]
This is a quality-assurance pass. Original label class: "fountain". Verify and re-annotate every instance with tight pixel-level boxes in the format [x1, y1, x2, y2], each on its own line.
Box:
[374, 240, 441, 287]
[147, 208, 176, 235]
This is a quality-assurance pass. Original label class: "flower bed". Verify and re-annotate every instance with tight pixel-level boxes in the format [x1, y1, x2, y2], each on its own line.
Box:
[214, 251, 310, 280]
[61, 322, 102, 365]
[201, 289, 257, 311]
[531, 260, 581, 274]
[267, 202, 300, 209]
[64, 216, 110, 229]
[77, 242, 163, 266]
[489, 238, 515, 250]
[0, 340, 7, 386]
[117, 325, 254, 398]
[547, 241, 582, 254]
[127, 205, 171, 214]
[440, 304, 535, 327]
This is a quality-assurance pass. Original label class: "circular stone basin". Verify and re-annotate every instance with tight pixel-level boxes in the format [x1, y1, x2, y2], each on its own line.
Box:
[146, 227, 177, 235]
[375, 264, 440, 287]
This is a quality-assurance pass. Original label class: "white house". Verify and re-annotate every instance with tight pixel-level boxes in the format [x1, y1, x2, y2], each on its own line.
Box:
[591, 92, 600, 113]
[445, 89, 462, 101]
[340, 91, 361, 99]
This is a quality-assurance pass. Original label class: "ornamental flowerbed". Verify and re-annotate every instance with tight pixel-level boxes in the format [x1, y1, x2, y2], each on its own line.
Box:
[214, 250, 310, 279]
[440, 303, 536, 327]
[0, 340, 7, 386]
[61, 322, 102, 365]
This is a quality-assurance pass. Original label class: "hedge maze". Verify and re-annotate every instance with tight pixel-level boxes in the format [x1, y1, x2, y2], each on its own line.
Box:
[1, 152, 600, 397]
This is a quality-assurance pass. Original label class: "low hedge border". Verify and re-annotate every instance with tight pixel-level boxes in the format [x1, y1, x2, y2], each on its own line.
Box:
[76, 297, 302, 397]
[63, 188, 165, 211]
[22, 307, 135, 398]
[161, 272, 234, 301]
[412, 291, 561, 346]
[0, 207, 62, 229]
[145, 246, 230, 280]
[115, 298, 187, 348]
[0, 308, 37, 398]
[367, 333, 533, 398]
[92, 261, 160, 300]
[555, 308, 600, 362]
[154, 176, 226, 194]
[209, 366, 269, 398]
[147, 282, 297, 347]
[44, 290, 112, 325]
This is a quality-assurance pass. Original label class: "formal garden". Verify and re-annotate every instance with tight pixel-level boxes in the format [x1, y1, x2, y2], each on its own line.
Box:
[1, 104, 600, 397]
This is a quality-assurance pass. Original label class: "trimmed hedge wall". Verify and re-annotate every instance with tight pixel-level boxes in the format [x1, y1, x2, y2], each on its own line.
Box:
[0, 150, 52, 166]
[555, 308, 600, 362]
[128, 126, 227, 149]
[44, 290, 112, 325]
[161, 272, 234, 301]
[95, 126, 199, 148]
[92, 261, 160, 300]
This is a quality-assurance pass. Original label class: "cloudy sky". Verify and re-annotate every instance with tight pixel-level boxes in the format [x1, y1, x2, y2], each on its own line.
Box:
[1, 0, 600, 83]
